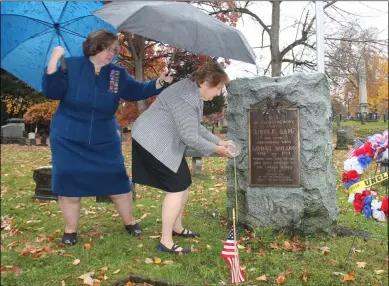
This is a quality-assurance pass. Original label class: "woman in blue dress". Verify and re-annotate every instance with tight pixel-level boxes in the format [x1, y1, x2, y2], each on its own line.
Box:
[43, 29, 172, 245]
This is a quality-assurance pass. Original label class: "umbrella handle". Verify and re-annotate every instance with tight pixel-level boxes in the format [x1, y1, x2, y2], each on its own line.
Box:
[60, 57, 67, 74]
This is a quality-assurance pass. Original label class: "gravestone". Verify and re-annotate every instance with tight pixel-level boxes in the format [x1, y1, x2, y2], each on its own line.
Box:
[335, 128, 348, 150]
[19, 138, 26, 145]
[32, 166, 57, 201]
[226, 73, 338, 234]
[341, 125, 355, 144]
[1, 124, 23, 139]
[40, 135, 48, 146]
[28, 132, 36, 145]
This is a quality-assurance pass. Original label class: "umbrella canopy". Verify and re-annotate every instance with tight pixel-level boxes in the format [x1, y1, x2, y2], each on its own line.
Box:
[1, 1, 116, 92]
[93, 1, 256, 65]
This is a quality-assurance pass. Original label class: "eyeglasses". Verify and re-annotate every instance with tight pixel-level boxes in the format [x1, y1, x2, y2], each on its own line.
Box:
[105, 46, 119, 54]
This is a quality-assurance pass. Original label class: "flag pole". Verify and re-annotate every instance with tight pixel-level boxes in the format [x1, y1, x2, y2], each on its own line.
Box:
[234, 156, 238, 223]
[232, 208, 239, 286]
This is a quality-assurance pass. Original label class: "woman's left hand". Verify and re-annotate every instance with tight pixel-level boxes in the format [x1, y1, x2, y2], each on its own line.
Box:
[156, 71, 174, 89]
[218, 140, 235, 147]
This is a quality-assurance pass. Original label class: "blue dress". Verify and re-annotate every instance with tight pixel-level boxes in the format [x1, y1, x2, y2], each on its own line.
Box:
[42, 56, 162, 197]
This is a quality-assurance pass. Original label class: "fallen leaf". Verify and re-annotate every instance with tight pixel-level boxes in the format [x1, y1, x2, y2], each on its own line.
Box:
[84, 243, 92, 250]
[302, 272, 309, 283]
[72, 258, 80, 266]
[256, 275, 267, 281]
[125, 282, 134, 286]
[61, 280, 66, 286]
[333, 272, 346, 276]
[356, 262, 366, 268]
[237, 244, 245, 249]
[63, 253, 73, 258]
[341, 270, 355, 282]
[133, 257, 142, 263]
[0, 266, 23, 276]
[113, 269, 121, 274]
[78, 272, 95, 286]
[240, 265, 246, 271]
[137, 244, 143, 248]
[154, 257, 161, 264]
[352, 248, 362, 254]
[329, 259, 337, 264]
[98, 266, 108, 271]
[207, 245, 212, 250]
[136, 213, 148, 223]
[162, 260, 173, 265]
[318, 246, 330, 256]
[96, 275, 108, 281]
[374, 270, 385, 275]
[275, 275, 286, 284]
[270, 242, 279, 249]
[145, 258, 153, 264]
[149, 236, 160, 239]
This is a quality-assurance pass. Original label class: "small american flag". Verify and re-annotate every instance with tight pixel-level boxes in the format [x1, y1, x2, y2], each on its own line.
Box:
[221, 229, 246, 283]
[344, 147, 355, 159]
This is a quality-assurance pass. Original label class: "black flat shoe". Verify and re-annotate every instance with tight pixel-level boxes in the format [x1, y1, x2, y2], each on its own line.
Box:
[125, 223, 142, 236]
[172, 228, 200, 238]
[62, 232, 77, 245]
[156, 242, 191, 254]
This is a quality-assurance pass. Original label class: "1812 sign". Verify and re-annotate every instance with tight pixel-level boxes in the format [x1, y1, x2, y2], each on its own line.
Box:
[249, 99, 301, 187]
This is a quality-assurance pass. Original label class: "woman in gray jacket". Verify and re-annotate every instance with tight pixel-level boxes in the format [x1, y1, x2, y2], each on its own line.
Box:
[131, 61, 233, 254]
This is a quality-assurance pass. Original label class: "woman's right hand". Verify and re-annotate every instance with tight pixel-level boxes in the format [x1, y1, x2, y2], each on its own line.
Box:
[47, 46, 65, 74]
[215, 145, 232, 157]
[50, 46, 65, 61]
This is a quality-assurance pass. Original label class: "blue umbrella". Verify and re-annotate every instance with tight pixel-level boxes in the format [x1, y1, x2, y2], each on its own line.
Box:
[1, 1, 116, 92]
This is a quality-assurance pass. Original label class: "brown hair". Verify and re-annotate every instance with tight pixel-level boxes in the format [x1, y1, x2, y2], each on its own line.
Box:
[191, 61, 230, 87]
[82, 29, 118, 57]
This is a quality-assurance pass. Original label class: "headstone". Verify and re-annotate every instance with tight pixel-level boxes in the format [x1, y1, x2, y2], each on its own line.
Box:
[220, 118, 228, 134]
[335, 128, 349, 150]
[185, 148, 203, 177]
[380, 160, 388, 174]
[19, 137, 26, 145]
[226, 73, 337, 234]
[341, 125, 355, 144]
[1, 124, 23, 139]
[32, 166, 58, 201]
[28, 132, 36, 140]
[30, 139, 36, 146]
[40, 135, 47, 146]
[360, 113, 366, 125]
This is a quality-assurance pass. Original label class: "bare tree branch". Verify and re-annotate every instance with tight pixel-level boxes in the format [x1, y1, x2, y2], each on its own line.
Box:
[208, 7, 271, 34]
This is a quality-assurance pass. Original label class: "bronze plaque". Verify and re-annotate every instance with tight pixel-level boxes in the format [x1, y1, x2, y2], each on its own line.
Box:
[249, 100, 300, 187]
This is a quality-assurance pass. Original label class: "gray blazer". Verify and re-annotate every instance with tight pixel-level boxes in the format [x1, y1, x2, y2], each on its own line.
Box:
[132, 78, 221, 173]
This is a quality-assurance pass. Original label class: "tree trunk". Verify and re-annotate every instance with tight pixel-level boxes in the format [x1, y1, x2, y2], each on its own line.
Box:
[270, 1, 281, 77]
[123, 32, 148, 114]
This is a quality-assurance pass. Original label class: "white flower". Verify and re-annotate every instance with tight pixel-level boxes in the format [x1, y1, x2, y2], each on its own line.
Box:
[371, 200, 382, 210]
[348, 193, 355, 204]
[372, 210, 386, 222]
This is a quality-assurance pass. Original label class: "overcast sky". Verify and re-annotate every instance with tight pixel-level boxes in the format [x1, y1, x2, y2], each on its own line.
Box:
[224, 1, 389, 80]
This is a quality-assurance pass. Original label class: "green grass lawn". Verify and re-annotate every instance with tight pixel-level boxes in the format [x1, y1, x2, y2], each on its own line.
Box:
[335, 120, 388, 138]
[1, 141, 388, 286]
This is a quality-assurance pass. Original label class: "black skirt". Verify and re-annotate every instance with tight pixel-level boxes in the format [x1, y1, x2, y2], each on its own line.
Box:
[132, 139, 192, 193]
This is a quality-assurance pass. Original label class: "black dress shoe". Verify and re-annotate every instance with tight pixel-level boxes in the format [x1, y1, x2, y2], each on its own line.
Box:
[172, 228, 200, 238]
[125, 223, 142, 236]
[156, 242, 191, 254]
[62, 232, 77, 245]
